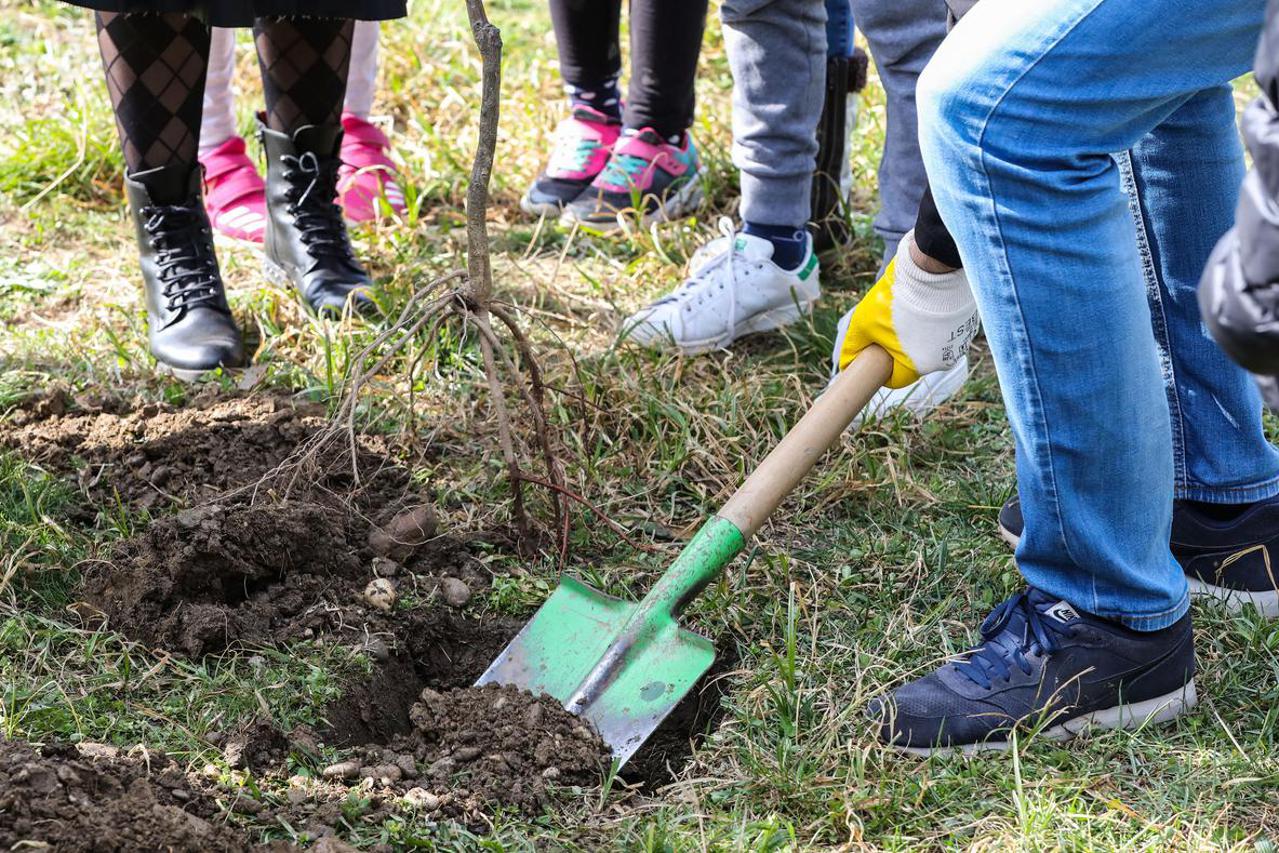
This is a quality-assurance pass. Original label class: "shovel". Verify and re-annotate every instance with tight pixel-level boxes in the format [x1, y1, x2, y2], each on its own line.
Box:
[476, 345, 894, 766]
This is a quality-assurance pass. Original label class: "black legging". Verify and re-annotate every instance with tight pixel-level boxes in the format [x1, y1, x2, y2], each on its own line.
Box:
[549, 0, 707, 139]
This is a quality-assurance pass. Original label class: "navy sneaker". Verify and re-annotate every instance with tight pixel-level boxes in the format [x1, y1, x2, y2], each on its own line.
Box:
[998, 494, 1279, 617]
[871, 588, 1196, 754]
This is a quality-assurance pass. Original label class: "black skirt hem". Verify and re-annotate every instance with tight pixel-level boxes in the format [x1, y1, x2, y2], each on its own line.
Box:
[61, 0, 406, 27]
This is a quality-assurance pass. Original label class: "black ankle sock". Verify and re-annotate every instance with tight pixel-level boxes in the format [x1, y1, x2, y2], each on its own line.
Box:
[567, 77, 621, 122]
[1182, 499, 1254, 523]
[743, 221, 808, 271]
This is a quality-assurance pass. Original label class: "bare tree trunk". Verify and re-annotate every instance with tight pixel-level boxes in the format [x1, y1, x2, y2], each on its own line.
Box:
[463, 0, 501, 307]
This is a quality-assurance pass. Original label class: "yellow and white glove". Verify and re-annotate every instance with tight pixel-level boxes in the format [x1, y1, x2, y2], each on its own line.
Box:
[832, 231, 980, 389]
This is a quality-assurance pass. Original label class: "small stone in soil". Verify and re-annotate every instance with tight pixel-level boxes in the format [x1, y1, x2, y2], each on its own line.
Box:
[363, 578, 397, 611]
[440, 577, 472, 608]
[368, 505, 438, 562]
[321, 760, 360, 780]
[402, 788, 441, 811]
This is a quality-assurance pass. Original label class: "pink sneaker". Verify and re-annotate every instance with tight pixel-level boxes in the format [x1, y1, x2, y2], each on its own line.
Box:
[338, 114, 408, 222]
[520, 105, 622, 217]
[562, 128, 703, 231]
[199, 136, 266, 244]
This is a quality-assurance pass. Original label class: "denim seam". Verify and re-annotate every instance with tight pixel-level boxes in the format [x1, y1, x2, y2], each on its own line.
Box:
[1121, 150, 1190, 488]
[1177, 471, 1279, 499]
[1093, 583, 1189, 632]
[968, 0, 1108, 612]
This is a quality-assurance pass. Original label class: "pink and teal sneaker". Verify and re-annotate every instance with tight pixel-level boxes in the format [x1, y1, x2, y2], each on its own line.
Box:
[520, 105, 622, 217]
[199, 135, 267, 244]
[338, 113, 408, 223]
[562, 127, 703, 232]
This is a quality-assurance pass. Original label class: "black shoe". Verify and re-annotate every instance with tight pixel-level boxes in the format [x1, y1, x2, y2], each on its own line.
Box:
[996, 495, 1025, 548]
[811, 55, 852, 254]
[259, 119, 376, 316]
[999, 494, 1279, 616]
[870, 588, 1196, 754]
[124, 165, 245, 381]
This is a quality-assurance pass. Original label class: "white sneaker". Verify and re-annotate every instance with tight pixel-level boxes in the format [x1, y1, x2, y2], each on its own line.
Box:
[853, 358, 970, 426]
[622, 219, 821, 355]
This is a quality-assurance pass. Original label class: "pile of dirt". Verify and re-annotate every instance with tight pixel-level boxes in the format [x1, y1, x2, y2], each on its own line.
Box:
[320, 684, 609, 822]
[319, 615, 521, 747]
[402, 683, 610, 815]
[2, 390, 389, 510]
[10, 388, 729, 826]
[0, 738, 295, 852]
[80, 498, 491, 658]
[192, 686, 608, 835]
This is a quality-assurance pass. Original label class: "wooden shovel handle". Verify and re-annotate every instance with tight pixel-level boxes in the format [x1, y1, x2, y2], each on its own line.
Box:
[719, 345, 893, 539]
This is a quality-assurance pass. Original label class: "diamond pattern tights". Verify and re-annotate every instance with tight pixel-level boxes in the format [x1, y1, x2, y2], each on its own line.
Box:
[94, 12, 353, 173]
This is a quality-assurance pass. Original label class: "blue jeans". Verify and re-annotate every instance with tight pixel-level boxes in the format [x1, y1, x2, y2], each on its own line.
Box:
[918, 0, 1279, 629]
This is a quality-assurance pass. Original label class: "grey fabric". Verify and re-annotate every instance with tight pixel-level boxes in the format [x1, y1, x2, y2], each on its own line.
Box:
[1201, 0, 1279, 373]
[944, 0, 980, 24]
[849, 0, 948, 267]
[721, 0, 828, 228]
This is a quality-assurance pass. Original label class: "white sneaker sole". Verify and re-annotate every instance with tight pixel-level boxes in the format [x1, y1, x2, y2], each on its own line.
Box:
[519, 193, 564, 218]
[852, 359, 970, 427]
[626, 298, 819, 357]
[1186, 576, 1279, 617]
[560, 171, 705, 234]
[893, 680, 1197, 757]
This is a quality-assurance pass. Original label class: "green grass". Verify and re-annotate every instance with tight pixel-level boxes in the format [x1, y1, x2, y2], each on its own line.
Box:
[3, 0, 1279, 849]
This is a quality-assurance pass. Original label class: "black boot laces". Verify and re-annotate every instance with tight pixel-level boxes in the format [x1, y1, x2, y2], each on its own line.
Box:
[953, 591, 1072, 690]
[143, 206, 224, 314]
[282, 151, 357, 265]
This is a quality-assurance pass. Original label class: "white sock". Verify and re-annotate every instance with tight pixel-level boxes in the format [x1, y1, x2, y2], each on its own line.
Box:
[200, 26, 239, 159]
[343, 20, 380, 120]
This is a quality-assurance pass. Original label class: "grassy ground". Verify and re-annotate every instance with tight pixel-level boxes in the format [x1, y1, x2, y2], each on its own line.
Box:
[4, 1, 1279, 849]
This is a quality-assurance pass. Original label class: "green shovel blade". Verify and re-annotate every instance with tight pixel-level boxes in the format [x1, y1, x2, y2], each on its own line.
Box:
[476, 577, 715, 766]
[476, 517, 744, 766]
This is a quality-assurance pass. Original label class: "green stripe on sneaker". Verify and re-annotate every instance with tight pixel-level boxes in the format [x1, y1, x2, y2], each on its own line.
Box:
[798, 252, 818, 281]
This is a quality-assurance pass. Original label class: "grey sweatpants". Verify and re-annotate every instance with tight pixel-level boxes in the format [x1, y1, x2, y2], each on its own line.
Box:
[722, 0, 827, 229]
[723, 0, 947, 267]
[850, 0, 947, 264]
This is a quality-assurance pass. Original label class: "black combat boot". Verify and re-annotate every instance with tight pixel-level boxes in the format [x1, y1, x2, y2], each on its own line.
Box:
[259, 119, 376, 316]
[124, 164, 245, 381]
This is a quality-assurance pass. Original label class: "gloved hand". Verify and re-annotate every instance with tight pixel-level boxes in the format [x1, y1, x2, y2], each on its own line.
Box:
[832, 231, 980, 388]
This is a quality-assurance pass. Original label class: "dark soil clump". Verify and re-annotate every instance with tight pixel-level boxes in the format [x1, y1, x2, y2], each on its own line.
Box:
[320, 613, 521, 747]
[4, 391, 353, 511]
[333, 684, 609, 822]
[80, 498, 491, 657]
[406, 684, 610, 815]
[0, 737, 294, 852]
